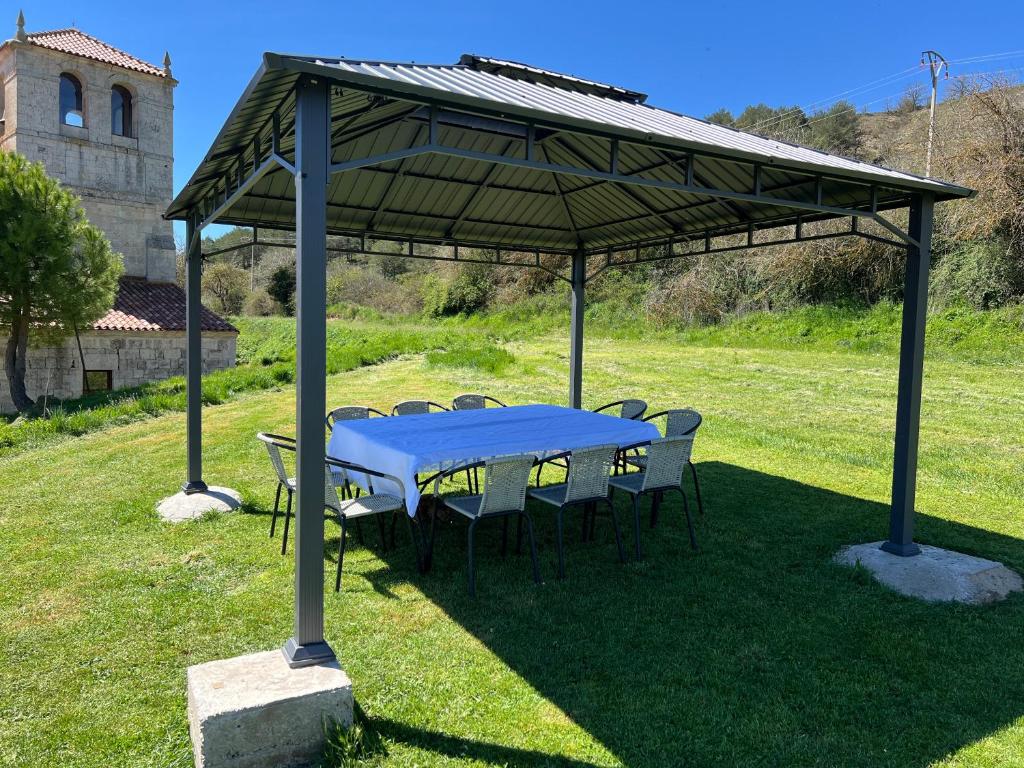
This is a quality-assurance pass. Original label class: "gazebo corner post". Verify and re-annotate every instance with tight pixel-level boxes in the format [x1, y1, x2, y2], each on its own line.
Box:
[283, 75, 336, 668]
[882, 192, 934, 557]
[568, 247, 585, 409]
[182, 214, 208, 494]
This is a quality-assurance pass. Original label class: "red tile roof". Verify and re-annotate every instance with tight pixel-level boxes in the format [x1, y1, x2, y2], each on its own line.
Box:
[25, 28, 167, 77]
[92, 279, 236, 333]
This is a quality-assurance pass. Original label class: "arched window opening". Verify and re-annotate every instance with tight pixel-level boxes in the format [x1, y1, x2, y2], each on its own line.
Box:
[59, 73, 84, 127]
[111, 85, 132, 137]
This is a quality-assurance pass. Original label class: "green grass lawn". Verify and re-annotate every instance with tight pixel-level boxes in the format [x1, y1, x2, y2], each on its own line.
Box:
[2, 321, 1024, 767]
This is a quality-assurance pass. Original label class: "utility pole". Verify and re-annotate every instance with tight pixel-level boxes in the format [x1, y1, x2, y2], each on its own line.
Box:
[921, 50, 948, 178]
[250, 227, 257, 292]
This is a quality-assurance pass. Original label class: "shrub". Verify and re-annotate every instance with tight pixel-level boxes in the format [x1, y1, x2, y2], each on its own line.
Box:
[931, 240, 1024, 310]
[421, 264, 492, 317]
[202, 263, 249, 315]
[242, 289, 281, 316]
[267, 264, 296, 314]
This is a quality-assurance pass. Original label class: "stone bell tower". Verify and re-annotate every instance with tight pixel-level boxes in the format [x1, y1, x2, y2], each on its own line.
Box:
[0, 12, 178, 281]
[0, 14, 236, 414]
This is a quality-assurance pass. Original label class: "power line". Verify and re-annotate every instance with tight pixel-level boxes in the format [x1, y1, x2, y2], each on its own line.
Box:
[748, 65, 921, 132]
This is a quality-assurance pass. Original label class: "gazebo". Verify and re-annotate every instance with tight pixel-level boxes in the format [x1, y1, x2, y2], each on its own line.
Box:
[165, 52, 972, 673]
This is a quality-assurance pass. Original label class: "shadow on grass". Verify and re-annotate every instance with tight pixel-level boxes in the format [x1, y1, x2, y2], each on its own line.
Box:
[373, 718, 606, 768]
[368, 461, 1024, 767]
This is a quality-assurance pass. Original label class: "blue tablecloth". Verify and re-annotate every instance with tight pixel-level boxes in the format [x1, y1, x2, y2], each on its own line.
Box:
[327, 404, 660, 515]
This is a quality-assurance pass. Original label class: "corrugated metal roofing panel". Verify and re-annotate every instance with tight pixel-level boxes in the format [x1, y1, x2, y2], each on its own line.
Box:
[167, 51, 973, 256]
[290, 55, 967, 197]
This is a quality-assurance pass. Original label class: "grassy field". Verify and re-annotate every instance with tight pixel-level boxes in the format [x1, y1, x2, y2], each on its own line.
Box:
[2, 317, 1024, 767]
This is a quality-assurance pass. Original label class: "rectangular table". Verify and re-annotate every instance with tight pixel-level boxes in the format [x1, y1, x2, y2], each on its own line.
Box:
[327, 403, 661, 516]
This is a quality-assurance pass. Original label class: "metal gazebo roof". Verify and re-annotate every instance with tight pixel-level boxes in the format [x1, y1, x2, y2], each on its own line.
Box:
[166, 52, 971, 257]
[167, 51, 971, 671]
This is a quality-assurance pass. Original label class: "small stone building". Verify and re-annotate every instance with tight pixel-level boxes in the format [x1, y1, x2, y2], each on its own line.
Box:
[0, 16, 236, 413]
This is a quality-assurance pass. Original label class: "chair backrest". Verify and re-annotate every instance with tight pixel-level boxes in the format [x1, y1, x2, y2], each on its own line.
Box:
[619, 399, 648, 420]
[392, 400, 447, 416]
[479, 454, 536, 515]
[257, 432, 294, 485]
[327, 405, 385, 428]
[663, 408, 702, 437]
[452, 393, 486, 410]
[641, 435, 694, 491]
[452, 393, 506, 410]
[564, 444, 617, 503]
[324, 464, 344, 513]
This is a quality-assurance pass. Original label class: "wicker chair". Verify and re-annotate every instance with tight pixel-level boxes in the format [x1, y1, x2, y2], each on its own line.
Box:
[451, 393, 507, 411]
[325, 405, 387, 429]
[324, 457, 408, 592]
[610, 435, 698, 559]
[325, 405, 388, 504]
[433, 454, 540, 597]
[627, 408, 705, 516]
[391, 400, 449, 416]
[594, 399, 648, 420]
[528, 444, 625, 579]
[449, 394, 507, 491]
[257, 432, 297, 554]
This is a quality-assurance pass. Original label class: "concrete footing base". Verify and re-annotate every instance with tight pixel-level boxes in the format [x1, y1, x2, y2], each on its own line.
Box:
[835, 542, 1023, 604]
[157, 487, 241, 522]
[187, 650, 353, 768]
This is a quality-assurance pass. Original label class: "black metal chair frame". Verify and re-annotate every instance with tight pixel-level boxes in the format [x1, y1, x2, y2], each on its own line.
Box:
[611, 441, 699, 559]
[257, 432, 297, 554]
[528, 449, 626, 579]
[593, 399, 648, 420]
[430, 457, 542, 598]
[451, 394, 508, 410]
[325, 456, 417, 590]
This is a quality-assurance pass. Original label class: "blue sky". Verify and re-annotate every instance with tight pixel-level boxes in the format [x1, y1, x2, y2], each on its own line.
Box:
[17, 0, 1024, 240]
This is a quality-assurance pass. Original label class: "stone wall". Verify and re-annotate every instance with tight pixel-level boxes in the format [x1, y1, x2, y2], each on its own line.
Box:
[0, 41, 177, 282]
[0, 331, 237, 413]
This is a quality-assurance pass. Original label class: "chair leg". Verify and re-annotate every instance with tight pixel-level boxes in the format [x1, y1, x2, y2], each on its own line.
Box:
[377, 513, 388, 553]
[679, 489, 698, 550]
[555, 507, 566, 579]
[390, 511, 398, 549]
[501, 516, 509, 557]
[335, 516, 348, 592]
[689, 462, 705, 516]
[467, 518, 478, 598]
[650, 491, 662, 528]
[280, 490, 293, 555]
[632, 494, 643, 560]
[580, 502, 591, 543]
[522, 512, 542, 585]
[606, 499, 626, 564]
[355, 518, 365, 545]
[270, 483, 282, 538]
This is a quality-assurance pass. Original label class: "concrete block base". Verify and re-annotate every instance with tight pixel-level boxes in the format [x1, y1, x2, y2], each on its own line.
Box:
[835, 542, 1023, 604]
[157, 486, 241, 522]
[187, 650, 353, 768]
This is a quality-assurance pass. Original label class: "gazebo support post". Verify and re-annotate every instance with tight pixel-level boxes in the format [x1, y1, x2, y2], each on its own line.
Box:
[882, 192, 934, 557]
[283, 76, 336, 668]
[569, 247, 585, 408]
[183, 215, 207, 494]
